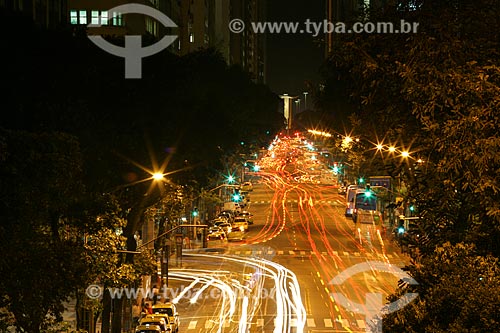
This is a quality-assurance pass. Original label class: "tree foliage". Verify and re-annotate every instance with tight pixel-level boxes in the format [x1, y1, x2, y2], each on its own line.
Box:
[318, 0, 500, 330]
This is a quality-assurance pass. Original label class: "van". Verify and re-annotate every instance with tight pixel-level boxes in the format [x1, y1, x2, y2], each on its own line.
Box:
[345, 185, 361, 216]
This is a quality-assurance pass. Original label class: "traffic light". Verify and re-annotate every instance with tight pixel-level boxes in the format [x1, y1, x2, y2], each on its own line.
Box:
[232, 194, 241, 202]
[409, 205, 415, 212]
[192, 208, 199, 217]
[397, 226, 405, 234]
[359, 177, 364, 184]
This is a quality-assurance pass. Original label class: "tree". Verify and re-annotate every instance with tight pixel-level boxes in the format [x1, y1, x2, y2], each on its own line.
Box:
[0, 129, 86, 333]
[381, 242, 500, 332]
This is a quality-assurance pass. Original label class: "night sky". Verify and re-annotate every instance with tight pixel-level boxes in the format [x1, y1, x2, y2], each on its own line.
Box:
[265, 1, 325, 96]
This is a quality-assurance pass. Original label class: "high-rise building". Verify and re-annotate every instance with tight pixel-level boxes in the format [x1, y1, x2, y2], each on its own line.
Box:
[324, 0, 391, 57]
[0, 0, 68, 30]
[229, 0, 266, 83]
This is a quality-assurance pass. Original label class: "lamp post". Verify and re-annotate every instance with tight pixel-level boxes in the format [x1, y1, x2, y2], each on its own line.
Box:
[303, 91, 308, 110]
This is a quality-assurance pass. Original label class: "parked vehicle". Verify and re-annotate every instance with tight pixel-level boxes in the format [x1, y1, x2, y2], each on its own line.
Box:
[207, 226, 226, 240]
[135, 324, 162, 333]
[232, 217, 249, 232]
[345, 185, 361, 217]
[152, 303, 179, 333]
[352, 189, 382, 225]
[237, 211, 254, 224]
[139, 314, 171, 332]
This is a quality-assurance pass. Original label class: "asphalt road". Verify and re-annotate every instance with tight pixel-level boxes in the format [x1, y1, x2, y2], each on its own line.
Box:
[169, 169, 409, 333]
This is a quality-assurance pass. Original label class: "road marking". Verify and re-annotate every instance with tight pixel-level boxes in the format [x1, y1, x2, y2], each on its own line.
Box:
[278, 250, 284, 255]
[307, 318, 316, 327]
[342, 318, 349, 327]
[366, 252, 373, 257]
[256, 250, 262, 255]
[256, 318, 264, 327]
[188, 320, 197, 329]
[357, 319, 366, 328]
[223, 321, 230, 328]
[267, 250, 273, 255]
[290, 318, 297, 327]
[235, 251, 240, 255]
[289, 250, 295, 255]
[204, 320, 213, 328]
[354, 252, 361, 256]
[300, 251, 306, 255]
[343, 251, 349, 256]
[387, 254, 393, 258]
[324, 318, 333, 327]
[322, 252, 328, 256]
[333, 251, 338, 256]
[245, 251, 252, 255]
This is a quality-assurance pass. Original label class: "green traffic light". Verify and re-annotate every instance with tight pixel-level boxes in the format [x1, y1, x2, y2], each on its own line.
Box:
[359, 177, 364, 183]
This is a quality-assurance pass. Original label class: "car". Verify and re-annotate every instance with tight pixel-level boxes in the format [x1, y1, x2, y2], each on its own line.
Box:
[237, 211, 254, 224]
[152, 303, 179, 333]
[135, 324, 163, 333]
[207, 226, 226, 240]
[227, 230, 246, 242]
[139, 314, 172, 332]
[240, 181, 253, 191]
[232, 217, 249, 232]
[214, 221, 232, 234]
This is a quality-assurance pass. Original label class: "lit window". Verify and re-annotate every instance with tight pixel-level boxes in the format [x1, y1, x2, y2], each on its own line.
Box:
[100, 11, 108, 25]
[112, 12, 123, 26]
[79, 10, 87, 24]
[70, 10, 78, 25]
[91, 11, 99, 25]
[189, 33, 194, 43]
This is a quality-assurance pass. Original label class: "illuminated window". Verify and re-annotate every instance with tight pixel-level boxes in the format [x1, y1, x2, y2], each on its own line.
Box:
[111, 12, 123, 26]
[100, 11, 108, 25]
[189, 33, 194, 43]
[91, 11, 99, 24]
[79, 10, 87, 24]
[70, 10, 78, 24]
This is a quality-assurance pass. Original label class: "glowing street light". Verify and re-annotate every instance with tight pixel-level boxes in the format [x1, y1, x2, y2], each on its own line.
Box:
[376, 144, 384, 150]
[388, 146, 396, 153]
[152, 172, 164, 181]
[401, 151, 410, 158]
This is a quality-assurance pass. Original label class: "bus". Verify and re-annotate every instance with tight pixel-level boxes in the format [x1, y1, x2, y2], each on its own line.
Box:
[352, 189, 382, 224]
[345, 185, 362, 217]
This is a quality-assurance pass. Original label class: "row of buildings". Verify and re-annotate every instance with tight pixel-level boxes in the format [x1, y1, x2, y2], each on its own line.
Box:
[1, 0, 266, 83]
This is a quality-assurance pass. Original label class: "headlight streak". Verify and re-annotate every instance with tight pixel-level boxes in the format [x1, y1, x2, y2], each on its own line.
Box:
[182, 253, 307, 333]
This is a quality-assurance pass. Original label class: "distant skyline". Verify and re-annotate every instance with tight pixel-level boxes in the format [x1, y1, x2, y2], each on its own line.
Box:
[265, 1, 325, 96]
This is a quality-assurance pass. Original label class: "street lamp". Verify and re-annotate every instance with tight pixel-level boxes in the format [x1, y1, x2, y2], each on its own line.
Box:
[303, 91, 308, 109]
[152, 172, 164, 181]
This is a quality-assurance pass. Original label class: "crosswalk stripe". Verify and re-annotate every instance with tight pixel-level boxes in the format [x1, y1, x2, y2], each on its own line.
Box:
[188, 320, 197, 329]
[366, 252, 373, 257]
[354, 252, 361, 256]
[300, 251, 306, 255]
[257, 318, 264, 327]
[235, 251, 241, 255]
[289, 250, 295, 255]
[322, 251, 328, 256]
[277, 250, 283, 255]
[333, 251, 338, 256]
[204, 320, 213, 329]
[223, 321, 230, 328]
[245, 251, 252, 255]
[387, 254, 393, 258]
[357, 319, 366, 328]
[267, 250, 273, 255]
[256, 251, 262, 255]
[307, 318, 316, 327]
[343, 251, 349, 256]
[290, 318, 297, 327]
[324, 318, 333, 327]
